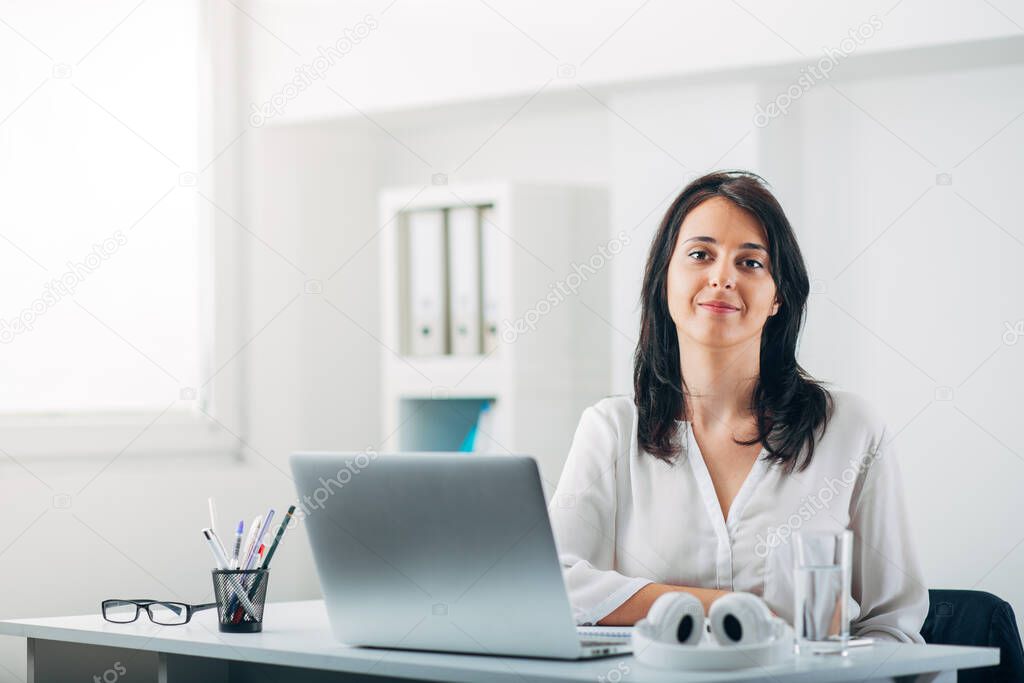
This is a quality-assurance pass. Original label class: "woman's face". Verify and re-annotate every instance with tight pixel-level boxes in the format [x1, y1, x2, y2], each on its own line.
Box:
[666, 196, 779, 349]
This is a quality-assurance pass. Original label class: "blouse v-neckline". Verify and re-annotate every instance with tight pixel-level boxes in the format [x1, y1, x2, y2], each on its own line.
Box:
[679, 421, 769, 537]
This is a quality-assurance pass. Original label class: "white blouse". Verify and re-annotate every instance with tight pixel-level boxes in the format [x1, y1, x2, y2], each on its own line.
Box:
[548, 390, 929, 643]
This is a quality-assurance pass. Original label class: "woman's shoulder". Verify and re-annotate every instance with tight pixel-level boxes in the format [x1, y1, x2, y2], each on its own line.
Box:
[587, 394, 636, 427]
[825, 389, 886, 435]
[565, 395, 637, 468]
[816, 389, 890, 463]
[573, 395, 637, 446]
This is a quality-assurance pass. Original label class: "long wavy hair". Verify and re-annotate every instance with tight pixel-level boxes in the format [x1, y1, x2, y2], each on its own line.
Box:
[633, 170, 833, 474]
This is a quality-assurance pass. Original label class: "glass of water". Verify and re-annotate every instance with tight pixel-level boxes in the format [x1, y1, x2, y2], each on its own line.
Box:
[793, 530, 853, 656]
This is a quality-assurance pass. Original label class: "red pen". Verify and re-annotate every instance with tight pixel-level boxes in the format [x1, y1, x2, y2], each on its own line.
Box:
[231, 544, 268, 624]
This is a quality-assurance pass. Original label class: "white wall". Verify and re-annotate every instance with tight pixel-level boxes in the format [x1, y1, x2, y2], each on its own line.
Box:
[241, 0, 1022, 123]
[775, 64, 1024, 605]
[605, 79, 765, 392]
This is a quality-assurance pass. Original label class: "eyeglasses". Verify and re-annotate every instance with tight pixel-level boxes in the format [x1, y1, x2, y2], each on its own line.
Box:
[101, 599, 217, 625]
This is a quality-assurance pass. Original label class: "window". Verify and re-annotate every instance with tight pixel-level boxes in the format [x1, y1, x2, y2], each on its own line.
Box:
[0, 1, 229, 454]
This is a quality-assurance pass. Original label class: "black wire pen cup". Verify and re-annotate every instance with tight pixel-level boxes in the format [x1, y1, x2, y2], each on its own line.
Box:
[212, 568, 269, 633]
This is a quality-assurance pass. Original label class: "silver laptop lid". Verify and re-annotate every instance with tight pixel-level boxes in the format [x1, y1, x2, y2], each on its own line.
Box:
[289, 452, 583, 658]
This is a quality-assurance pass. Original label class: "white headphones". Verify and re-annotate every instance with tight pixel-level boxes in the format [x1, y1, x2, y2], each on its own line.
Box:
[641, 590, 706, 645]
[633, 592, 793, 670]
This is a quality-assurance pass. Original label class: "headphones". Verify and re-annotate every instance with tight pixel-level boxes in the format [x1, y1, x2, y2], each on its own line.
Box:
[633, 592, 793, 670]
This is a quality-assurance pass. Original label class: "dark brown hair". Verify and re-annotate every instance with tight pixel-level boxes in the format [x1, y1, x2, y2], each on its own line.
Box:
[633, 170, 833, 473]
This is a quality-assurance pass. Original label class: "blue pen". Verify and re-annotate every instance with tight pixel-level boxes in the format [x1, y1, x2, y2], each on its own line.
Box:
[230, 520, 244, 569]
[230, 509, 276, 624]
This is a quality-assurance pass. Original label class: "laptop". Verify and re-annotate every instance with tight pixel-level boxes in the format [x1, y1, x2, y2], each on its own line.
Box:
[289, 451, 632, 659]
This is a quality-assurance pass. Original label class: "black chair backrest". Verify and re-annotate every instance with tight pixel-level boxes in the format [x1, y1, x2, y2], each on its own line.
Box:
[921, 589, 1024, 683]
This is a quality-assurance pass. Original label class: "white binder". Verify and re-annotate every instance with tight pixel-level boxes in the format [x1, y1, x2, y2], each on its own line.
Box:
[447, 207, 482, 355]
[479, 205, 502, 354]
[406, 210, 447, 356]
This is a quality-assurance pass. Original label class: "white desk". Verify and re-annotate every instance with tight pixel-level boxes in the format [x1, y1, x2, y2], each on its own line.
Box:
[0, 600, 999, 683]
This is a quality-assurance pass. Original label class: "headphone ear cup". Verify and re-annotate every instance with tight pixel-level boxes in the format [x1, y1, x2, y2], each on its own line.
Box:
[708, 592, 775, 646]
[643, 592, 705, 645]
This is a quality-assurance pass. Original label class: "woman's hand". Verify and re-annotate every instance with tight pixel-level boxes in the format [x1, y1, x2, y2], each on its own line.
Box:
[598, 583, 731, 626]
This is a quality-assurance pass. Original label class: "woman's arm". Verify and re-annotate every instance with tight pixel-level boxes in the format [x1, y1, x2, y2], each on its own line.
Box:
[549, 405, 658, 625]
[598, 583, 731, 625]
[848, 429, 929, 643]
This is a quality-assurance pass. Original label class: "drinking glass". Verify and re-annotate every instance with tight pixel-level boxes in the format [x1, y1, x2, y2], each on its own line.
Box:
[793, 530, 853, 655]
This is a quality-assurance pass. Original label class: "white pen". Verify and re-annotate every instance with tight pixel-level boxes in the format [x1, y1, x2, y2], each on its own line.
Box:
[240, 515, 261, 570]
[208, 497, 218, 537]
[244, 509, 275, 570]
[202, 528, 230, 569]
[209, 528, 231, 566]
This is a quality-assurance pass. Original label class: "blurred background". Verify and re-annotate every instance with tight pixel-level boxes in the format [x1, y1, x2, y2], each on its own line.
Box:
[1, 0, 1023, 678]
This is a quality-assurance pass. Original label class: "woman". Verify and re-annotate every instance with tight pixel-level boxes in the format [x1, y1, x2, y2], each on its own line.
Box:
[548, 171, 928, 642]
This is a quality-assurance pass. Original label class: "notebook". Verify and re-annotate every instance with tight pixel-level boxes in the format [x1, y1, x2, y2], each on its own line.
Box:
[577, 626, 634, 640]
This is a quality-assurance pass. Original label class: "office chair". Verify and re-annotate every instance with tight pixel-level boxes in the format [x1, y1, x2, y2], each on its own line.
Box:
[920, 589, 1024, 682]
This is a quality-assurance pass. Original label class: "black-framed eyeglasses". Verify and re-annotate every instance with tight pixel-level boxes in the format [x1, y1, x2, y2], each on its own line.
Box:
[101, 599, 217, 625]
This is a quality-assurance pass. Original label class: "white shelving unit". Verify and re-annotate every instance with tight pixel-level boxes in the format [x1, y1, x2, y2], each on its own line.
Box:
[379, 182, 611, 486]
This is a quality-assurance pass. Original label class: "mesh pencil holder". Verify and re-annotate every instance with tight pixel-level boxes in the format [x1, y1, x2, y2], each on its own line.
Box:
[212, 568, 269, 633]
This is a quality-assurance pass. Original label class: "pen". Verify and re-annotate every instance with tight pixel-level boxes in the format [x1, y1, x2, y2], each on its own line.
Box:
[231, 544, 268, 624]
[260, 505, 296, 570]
[232, 540, 269, 624]
[208, 497, 218, 537]
[224, 518, 255, 621]
[209, 528, 231, 566]
[240, 515, 261, 571]
[230, 520, 244, 569]
[227, 517, 259, 621]
[243, 509, 275, 570]
[233, 507, 287, 624]
[202, 528, 230, 569]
